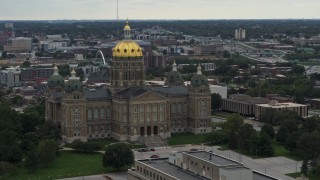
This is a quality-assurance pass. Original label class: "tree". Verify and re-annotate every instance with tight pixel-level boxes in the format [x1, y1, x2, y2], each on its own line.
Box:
[211, 93, 222, 111]
[25, 149, 39, 173]
[276, 127, 289, 144]
[291, 64, 305, 75]
[205, 130, 228, 145]
[238, 124, 256, 152]
[0, 145, 23, 164]
[260, 124, 275, 139]
[223, 50, 231, 58]
[21, 60, 31, 68]
[225, 113, 244, 149]
[297, 131, 320, 159]
[301, 160, 309, 176]
[37, 140, 57, 167]
[256, 134, 274, 157]
[37, 121, 60, 140]
[103, 143, 134, 171]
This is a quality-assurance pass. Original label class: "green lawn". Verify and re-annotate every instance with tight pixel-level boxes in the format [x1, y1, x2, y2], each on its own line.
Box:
[167, 133, 206, 145]
[298, 61, 320, 66]
[272, 142, 304, 161]
[9, 151, 124, 180]
[217, 141, 304, 160]
[88, 139, 119, 150]
[287, 172, 318, 180]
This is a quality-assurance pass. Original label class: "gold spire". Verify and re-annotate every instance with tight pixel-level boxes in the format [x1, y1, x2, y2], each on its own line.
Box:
[123, 18, 131, 31]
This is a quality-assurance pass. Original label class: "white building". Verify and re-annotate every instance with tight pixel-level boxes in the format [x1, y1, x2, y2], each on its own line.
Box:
[40, 41, 67, 51]
[0, 67, 21, 88]
[210, 85, 227, 98]
[235, 28, 246, 40]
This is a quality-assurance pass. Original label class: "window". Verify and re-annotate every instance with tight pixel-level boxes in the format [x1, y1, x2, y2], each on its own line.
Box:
[94, 108, 99, 119]
[100, 108, 105, 119]
[139, 104, 144, 112]
[87, 109, 92, 120]
[106, 107, 111, 119]
[74, 107, 80, 115]
[153, 104, 157, 112]
[160, 104, 164, 111]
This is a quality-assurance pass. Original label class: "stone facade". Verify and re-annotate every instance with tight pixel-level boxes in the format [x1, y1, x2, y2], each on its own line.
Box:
[45, 22, 212, 143]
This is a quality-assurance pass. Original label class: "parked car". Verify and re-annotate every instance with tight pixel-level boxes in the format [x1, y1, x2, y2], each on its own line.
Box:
[150, 155, 160, 158]
[138, 148, 149, 152]
[149, 148, 155, 151]
[190, 148, 198, 151]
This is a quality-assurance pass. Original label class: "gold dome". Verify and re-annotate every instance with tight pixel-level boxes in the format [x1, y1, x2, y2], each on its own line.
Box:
[112, 41, 143, 58]
[112, 20, 143, 58]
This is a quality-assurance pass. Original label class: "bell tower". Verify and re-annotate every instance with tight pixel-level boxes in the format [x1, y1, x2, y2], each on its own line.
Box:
[111, 20, 145, 89]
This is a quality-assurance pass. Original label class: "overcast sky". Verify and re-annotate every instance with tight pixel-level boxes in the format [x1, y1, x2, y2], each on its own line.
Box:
[1, 0, 319, 20]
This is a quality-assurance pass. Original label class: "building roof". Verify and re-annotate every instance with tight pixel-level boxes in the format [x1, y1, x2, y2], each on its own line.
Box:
[185, 151, 239, 166]
[256, 102, 307, 108]
[84, 88, 111, 100]
[152, 86, 188, 95]
[113, 87, 147, 99]
[139, 159, 210, 180]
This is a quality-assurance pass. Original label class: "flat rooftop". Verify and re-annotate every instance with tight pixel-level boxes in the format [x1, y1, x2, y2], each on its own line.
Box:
[256, 102, 307, 108]
[185, 151, 239, 166]
[139, 159, 210, 180]
[138, 157, 278, 180]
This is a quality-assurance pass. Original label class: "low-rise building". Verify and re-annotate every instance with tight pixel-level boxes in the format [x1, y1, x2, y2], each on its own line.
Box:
[221, 94, 269, 116]
[128, 151, 278, 180]
[20, 67, 54, 82]
[0, 67, 21, 88]
[309, 98, 320, 109]
[255, 100, 308, 119]
[4, 37, 32, 52]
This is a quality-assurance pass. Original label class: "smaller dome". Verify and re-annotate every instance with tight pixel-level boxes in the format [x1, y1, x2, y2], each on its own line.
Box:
[47, 65, 64, 88]
[191, 64, 208, 86]
[167, 71, 183, 82]
[167, 60, 183, 83]
[64, 68, 82, 92]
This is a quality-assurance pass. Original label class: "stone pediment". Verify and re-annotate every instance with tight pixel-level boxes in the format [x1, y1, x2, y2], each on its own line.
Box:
[132, 91, 165, 101]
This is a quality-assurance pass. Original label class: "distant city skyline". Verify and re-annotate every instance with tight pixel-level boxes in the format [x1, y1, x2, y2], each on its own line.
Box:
[1, 0, 319, 20]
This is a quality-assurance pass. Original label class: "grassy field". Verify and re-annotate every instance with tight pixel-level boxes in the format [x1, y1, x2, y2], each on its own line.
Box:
[298, 61, 320, 66]
[287, 172, 318, 180]
[217, 141, 304, 160]
[167, 133, 207, 146]
[9, 151, 124, 180]
[272, 142, 304, 161]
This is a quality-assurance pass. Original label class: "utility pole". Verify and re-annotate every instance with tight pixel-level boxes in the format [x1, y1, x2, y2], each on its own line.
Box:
[117, 0, 120, 40]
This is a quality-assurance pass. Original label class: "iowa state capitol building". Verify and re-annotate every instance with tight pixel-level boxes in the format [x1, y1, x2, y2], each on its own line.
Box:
[45, 21, 212, 143]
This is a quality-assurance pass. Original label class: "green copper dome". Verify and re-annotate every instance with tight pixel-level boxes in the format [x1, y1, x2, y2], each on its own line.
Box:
[167, 71, 183, 82]
[191, 64, 208, 86]
[167, 61, 184, 83]
[64, 69, 82, 92]
[47, 66, 64, 88]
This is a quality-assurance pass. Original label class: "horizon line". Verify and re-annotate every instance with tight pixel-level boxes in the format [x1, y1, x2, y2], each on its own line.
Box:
[1, 18, 320, 21]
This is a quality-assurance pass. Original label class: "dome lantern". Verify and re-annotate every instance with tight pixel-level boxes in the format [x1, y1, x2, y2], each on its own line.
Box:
[123, 19, 131, 40]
